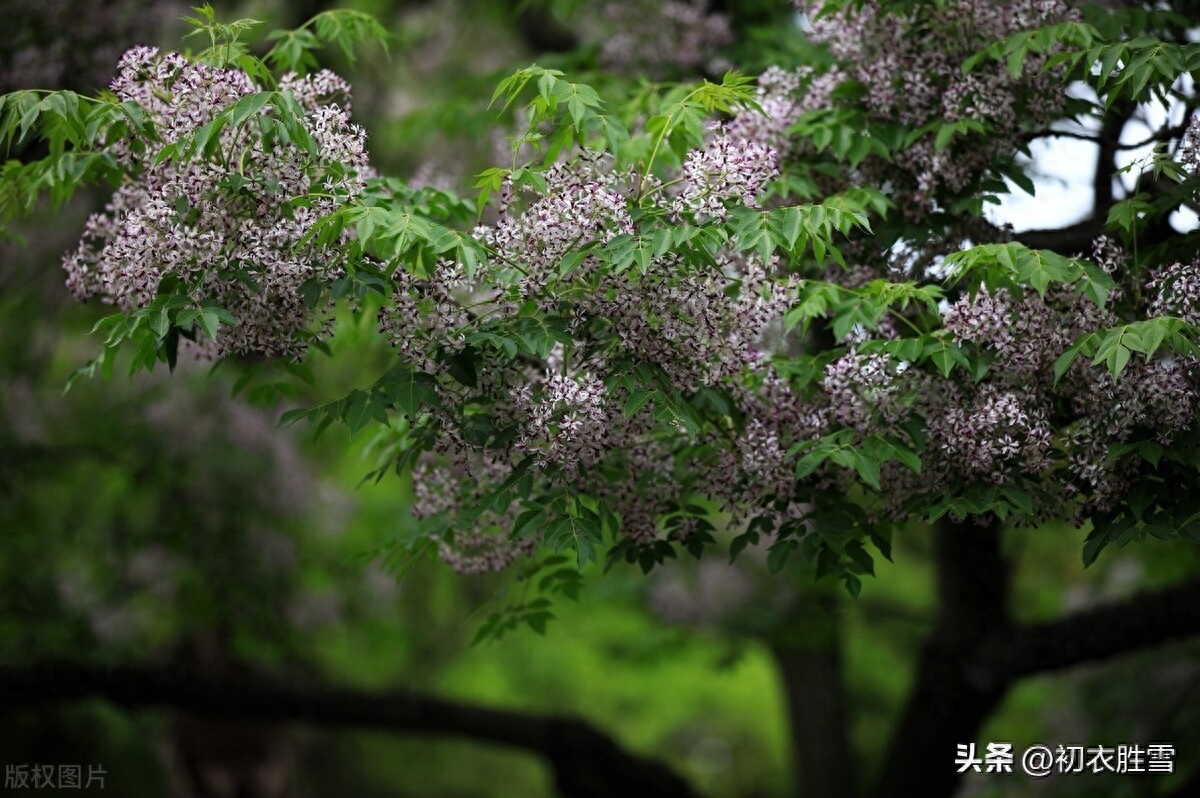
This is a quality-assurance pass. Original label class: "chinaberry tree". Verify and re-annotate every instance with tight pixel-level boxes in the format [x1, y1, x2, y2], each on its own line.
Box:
[5, 1, 1200, 796]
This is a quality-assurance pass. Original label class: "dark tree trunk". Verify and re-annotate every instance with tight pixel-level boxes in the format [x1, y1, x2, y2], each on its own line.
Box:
[771, 631, 855, 798]
[868, 517, 1011, 798]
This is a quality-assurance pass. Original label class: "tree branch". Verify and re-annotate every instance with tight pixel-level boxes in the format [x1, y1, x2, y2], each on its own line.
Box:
[0, 661, 698, 798]
[1003, 101, 1136, 257]
[1026, 120, 1189, 151]
[1009, 218, 1108, 256]
[985, 578, 1200, 681]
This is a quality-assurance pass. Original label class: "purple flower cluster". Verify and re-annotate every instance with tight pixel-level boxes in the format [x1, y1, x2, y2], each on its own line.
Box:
[786, 0, 1077, 217]
[766, 228, 1200, 525]
[62, 48, 373, 358]
[930, 384, 1054, 483]
[1181, 114, 1200, 175]
[724, 66, 840, 162]
[384, 125, 802, 561]
[580, 251, 797, 392]
[514, 370, 610, 471]
[478, 158, 635, 303]
[411, 453, 539, 574]
[378, 258, 473, 374]
[821, 351, 906, 431]
[1148, 259, 1200, 326]
[673, 128, 779, 221]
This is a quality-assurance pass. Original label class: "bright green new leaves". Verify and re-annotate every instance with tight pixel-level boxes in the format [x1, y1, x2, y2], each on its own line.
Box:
[151, 88, 320, 166]
[187, 5, 389, 78]
[791, 430, 921, 491]
[0, 92, 143, 223]
[280, 364, 439, 437]
[729, 198, 872, 266]
[183, 3, 267, 73]
[785, 279, 943, 341]
[491, 65, 605, 128]
[68, 297, 238, 389]
[1053, 316, 1200, 382]
[297, 9, 391, 67]
[318, 203, 489, 282]
[470, 554, 586, 644]
[945, 242, 1116, 305]
[968, 16, 1200, 107]
[636, 71, 760, 180]
[489, 65, 612, 166]
[791, 106, 905, 168]
[964, 20, 1099, 78]
[1056, 35, 1200, 107]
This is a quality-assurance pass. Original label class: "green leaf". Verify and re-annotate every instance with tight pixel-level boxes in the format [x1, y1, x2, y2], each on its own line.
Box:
[198, 309, 222, 342]
[623, 387, 654, 418]
[471, 458, 536, 524]
[864, 434, 921, 474]
[766, 539, 797, 575]
[1082, 527, 1112, 567]
[377, 366, 438, 416]
[546, 514, 601, 571]
[341, 389, 375, 434]
[843, 539, 875, 576]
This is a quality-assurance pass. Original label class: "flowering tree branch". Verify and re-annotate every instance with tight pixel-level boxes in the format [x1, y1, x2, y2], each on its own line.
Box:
[0, 661, 698, 798]
[1009, 219, 1109, 256]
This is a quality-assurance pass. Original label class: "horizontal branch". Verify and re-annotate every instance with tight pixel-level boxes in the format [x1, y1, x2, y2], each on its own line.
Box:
[1026, 120, 1188, 151]
[1008, 218, 1108, 257]
[986, 578, 1200, 681]
[0, 661, 697, 798]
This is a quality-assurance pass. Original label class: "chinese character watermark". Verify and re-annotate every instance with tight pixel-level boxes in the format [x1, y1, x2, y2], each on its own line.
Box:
[3, 762, 106, 789]
[956, 743, 1175, 777]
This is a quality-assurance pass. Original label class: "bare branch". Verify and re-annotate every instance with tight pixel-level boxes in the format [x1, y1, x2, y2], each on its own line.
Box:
[985, 579, 1200, 681]
[0, 661, 698, 798]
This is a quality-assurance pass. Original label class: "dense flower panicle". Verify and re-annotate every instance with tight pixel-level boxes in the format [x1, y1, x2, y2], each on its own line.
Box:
[373, 28, 1189, 566]
[930, 384, 1054, 482]
[478, 159, 636, 303]
[1148, 259, 1200, 326]
[944, 286, 1114, 383]
[773, 235, 1200, 525]
[673, 128, 780, 221]
[1181, 114, 1200, 175]
[437, 530, 540, 575]
[821, 351, 906, 430]
[513, 370, 610, 471]
[724, 65, 843, 164]
[598, 0, 733, 76]
[378, 259, 473, 374]
[62, 48, 374, 358]
[411, 451, 540, 574]
[1060, 351, 1200, 512]
[393, 131, 806, 559]
[798, 0, 1076, 217]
